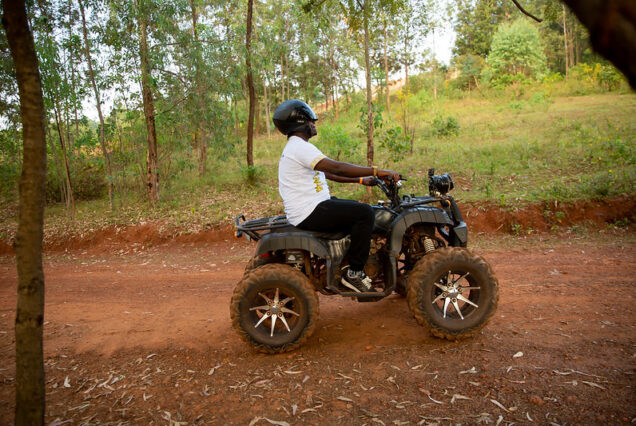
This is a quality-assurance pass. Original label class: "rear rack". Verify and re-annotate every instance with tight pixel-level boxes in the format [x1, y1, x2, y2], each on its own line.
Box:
[234, 214, 290, 241]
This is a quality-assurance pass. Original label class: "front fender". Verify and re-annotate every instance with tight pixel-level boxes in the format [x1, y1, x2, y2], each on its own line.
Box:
[388, 207, 454, 257]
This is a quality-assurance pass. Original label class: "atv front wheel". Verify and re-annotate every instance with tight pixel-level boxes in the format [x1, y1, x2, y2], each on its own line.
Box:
[407, 247, 498, 340]
[230, 263, 319, 353]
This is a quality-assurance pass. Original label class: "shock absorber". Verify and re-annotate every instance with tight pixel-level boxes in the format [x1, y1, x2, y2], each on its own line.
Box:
[423, 237, 435, 254]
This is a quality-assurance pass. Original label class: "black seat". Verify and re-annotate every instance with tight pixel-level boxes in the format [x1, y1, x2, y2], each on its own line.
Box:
[272, 226, 348, 240]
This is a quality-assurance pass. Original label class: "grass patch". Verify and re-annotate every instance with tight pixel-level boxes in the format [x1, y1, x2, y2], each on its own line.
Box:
[0, 90, 634, 238]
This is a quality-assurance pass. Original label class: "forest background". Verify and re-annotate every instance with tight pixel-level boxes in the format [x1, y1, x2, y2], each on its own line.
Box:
[0, 0, 634, 241]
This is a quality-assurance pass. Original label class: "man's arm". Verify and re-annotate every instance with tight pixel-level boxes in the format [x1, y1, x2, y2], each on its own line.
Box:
[324, 172, 376, 186]
[315, 157, 399, 182]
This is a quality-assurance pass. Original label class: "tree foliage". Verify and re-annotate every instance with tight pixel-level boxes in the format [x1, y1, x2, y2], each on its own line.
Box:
[487, 19, 547, 79]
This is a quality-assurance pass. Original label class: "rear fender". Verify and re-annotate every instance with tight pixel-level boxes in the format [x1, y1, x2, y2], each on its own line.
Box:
[255, 232, 335, 289]
[255, 232, 330, 259]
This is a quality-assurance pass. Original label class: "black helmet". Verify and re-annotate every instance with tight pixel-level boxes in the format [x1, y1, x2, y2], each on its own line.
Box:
[273, 99, 318, 136]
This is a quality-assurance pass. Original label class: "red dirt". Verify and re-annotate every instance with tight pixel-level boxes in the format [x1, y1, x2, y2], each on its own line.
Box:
[0, 231, 635, 424]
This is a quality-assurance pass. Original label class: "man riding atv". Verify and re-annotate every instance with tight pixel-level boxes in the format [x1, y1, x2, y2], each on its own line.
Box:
[273, 99, 399, 293]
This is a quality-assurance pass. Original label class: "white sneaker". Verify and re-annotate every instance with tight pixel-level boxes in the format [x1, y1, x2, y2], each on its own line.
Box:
[341, 269, 372, 292]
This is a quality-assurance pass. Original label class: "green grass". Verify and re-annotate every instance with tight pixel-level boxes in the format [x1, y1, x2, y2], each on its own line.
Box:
[0, 88, 634, 240]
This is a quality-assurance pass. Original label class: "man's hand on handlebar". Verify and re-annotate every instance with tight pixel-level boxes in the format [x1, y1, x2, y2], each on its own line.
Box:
[377, 168, 400, 183]
[361, 177, 378, 186]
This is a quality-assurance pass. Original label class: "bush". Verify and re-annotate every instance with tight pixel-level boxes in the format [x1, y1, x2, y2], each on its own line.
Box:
[431, 115, 460, 137]
[317, 124, 359, 161]
[569, 62, 624, 92]
[45, 161, 107, 203]
[379, 126, 411, 162]
[241, 164, 263, 186]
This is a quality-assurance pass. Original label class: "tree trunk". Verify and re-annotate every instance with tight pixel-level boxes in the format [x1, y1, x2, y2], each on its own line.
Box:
[280, 55, 285, 100]
[563, 4, 570, 77]
[2, 1, 47, 422]
[363, 0, 374, 197]
[190, 0, 208, 177]
[264, 79, 271, 138]
[79, 0, 115, 210]
[245, 0, 256, 167]
[285, 54, 290, 98]
[333, 80, 339, 119]
[54, 102, 75, 219]
[404, 34, 409, 87]
[47, 127, 66, 203]
[233, 96, 239, 139]
[432, 28, 438, 100]
[383, 18, 390, 114]
[255, 93, 261, 135]
[137, 4, 159, 205]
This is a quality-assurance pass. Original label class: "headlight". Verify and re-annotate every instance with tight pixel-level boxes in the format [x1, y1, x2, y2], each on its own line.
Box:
[428, 170, 454, 195]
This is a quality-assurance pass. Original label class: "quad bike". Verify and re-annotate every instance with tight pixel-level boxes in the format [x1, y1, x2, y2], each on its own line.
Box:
[231, 169, 498, 353]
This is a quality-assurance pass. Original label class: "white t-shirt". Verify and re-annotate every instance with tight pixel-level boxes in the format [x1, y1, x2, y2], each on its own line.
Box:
[278, 136, 331, 225]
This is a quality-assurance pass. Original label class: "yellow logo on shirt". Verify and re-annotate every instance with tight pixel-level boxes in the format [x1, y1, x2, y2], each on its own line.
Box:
[313, 171, 323, 192]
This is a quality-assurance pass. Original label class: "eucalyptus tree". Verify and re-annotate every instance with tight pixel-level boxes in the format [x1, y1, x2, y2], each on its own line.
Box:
[2, 0, 48, 422]
[245, 0, 256, 167]
[324, 0, 405, 171]
[78, 0, 115, 209]
[32, 0, 76, 218]
[105, 0, 170, 205]
[452, 0, 517, 59]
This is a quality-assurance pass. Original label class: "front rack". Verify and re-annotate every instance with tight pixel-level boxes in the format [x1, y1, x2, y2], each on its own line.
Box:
[234, 214, 290, 241]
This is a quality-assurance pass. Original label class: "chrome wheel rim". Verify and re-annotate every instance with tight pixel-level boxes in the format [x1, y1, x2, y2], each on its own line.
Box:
[431, 271, 480, 320]
[249, 287, 301, 337]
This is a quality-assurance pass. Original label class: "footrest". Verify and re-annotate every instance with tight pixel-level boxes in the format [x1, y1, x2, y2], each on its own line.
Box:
[339, 291, 386, 301]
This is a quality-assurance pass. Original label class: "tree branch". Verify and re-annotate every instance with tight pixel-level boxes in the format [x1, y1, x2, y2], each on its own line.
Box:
[511, 0, 542, 23]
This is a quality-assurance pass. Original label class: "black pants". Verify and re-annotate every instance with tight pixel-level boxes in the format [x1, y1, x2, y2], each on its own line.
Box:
[298, 198, 374, 271]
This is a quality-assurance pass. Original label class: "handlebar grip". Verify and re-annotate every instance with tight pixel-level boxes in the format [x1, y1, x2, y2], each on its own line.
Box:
[234, 215, 246, 238]
[234, 214, 246, 227]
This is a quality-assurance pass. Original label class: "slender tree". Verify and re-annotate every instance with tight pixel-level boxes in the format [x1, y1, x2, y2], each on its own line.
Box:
[189, 0, 208, 176]
[362, 0, 374, 171]
[34, 0, 75, 218]
[78, 0, 115, 210]
[2, 0, 47, 423]
[245, 0, 256, 167]
[136, 0, 159, 204]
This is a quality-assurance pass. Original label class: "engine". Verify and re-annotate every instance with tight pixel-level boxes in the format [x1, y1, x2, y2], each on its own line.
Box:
[364, 236, 387, 281]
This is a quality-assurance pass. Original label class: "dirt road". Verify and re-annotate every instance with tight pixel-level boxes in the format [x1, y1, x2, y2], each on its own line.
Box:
[0, 232, 635, 424]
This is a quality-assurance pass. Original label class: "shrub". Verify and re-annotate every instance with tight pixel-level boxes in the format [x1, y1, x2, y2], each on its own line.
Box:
[241, 164, 263, 186]
[379, 126, 411, 162]
[431, 115, 460, 137]
[317, 124, 359, 161]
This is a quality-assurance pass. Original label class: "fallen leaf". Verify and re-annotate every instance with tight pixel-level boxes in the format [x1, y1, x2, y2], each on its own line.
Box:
[248, 417, 290, 426]
[490, 399, 510, 413]
[581, 381, 606, 390]
[451, 394, 471, 404]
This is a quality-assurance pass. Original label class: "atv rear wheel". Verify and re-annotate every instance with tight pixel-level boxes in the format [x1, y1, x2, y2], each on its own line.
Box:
[230, 263, 319, 353]
[407, 247, 498, 340]
[243, 254, 284, 277]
